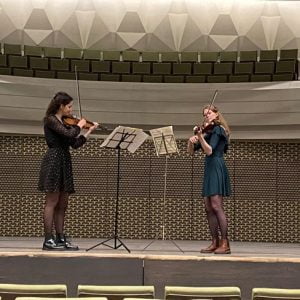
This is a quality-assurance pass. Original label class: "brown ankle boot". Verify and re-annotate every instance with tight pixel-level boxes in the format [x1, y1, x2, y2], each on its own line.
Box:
[214, 238, 231, 254]
[200, 238, 219, 253]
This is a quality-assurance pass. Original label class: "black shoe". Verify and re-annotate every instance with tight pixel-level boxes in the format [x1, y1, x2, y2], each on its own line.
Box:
[42, 238, 66, 251]
[56, 234, 79, 251]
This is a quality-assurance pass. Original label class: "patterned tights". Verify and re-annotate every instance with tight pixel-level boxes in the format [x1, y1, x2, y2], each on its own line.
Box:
[204, 195, 228, 239]
[43, 191, 69, 239]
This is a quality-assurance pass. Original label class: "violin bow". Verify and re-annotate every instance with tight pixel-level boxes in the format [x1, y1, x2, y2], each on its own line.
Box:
[74, 65, 83, 119]
[74, 65, 108, 132]
[206, 89, 218, 116]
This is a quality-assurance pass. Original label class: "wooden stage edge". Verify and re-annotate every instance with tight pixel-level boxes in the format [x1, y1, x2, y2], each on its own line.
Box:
[1, 238, 300, 300]
[0, 237, 299, 263]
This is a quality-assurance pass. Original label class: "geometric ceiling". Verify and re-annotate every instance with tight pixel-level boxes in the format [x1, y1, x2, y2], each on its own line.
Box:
[0, 0, 300, 52]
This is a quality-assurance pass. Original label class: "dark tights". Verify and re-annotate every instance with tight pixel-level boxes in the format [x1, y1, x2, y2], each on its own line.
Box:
[204, 195, 228, 239]
[43, 191, 69, 239]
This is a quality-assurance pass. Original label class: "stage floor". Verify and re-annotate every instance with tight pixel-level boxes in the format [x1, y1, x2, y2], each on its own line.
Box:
[0, 237, 299, 260]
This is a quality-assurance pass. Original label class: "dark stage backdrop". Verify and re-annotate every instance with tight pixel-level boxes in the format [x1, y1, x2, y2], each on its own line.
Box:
[0, 135, 299, 243]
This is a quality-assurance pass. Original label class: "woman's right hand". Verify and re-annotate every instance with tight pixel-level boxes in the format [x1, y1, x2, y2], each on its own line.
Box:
[77, 118, 87, 129]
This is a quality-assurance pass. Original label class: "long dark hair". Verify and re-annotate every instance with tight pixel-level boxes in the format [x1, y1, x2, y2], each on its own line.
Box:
[44, 92, 73, 122]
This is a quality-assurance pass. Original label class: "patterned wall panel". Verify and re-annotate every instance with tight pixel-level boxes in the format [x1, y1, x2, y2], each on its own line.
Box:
[276, 200, 300, 243]
[0, 134, 299, 243]
[0, 194, 22, 236]
[118, 196, 151, 239]
[234, 199, 277, 242]
[65, 195, 114, 238]
[19, 194, 44, 237]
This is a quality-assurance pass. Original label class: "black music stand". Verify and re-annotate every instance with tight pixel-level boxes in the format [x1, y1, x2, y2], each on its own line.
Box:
[143, 126, 183, 252]
[86, 126, 148, 253]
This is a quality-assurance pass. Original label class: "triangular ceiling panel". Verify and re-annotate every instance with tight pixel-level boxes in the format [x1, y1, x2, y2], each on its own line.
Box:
[89, 32, 128, 50]
[35, 30, 54, 46]
[117, 32, 146, 49]
[222, 36, 239, 51]
[44, 0, 77, 31]
[209, 35, 238, 51]
[88, 32, 115, 50]
[141, 33, 174, 51]
[186, 1, 218, 35]
[127, 33, 147, 50]
[117, 11, 145, 33]
[245, 18, 268, 50]
[206, 36, 223, 52]
[23, 30, 39, 45]
[115, 33, 136, 50]
[24, 8, 53, 30]
[278, 2, 300, 37]
[179, 16, 203, 51]
[2, 29, 23, 44]
[181, 35, 208, 52]
[24, 29, 52, 45]
[238, 36, 261, 51]
[129, 32, 172, 51]
[152, 16, 176, 50]
[93, 0, 126, 32]
[168, 14, 188, 51]
[261, 16, 281, 50]
[84, 15, 110, 49]
[210, 14, 238, 36]
[0, 9, 18, 40]
[282, 38, 300, 51]
[60, 14, 82, 48]
[75, 11, 96, 49]
[1, 0, 33, 29]
[231, 2, 264, 35]
[139, 0, 171, 33]
[54, 31, 79, 48]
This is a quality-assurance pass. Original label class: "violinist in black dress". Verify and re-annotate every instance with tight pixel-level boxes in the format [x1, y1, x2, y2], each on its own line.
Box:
[188, 104, 231, 254]
[38, 92, 98, 250]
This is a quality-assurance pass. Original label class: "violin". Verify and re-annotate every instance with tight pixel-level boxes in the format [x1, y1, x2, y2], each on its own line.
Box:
[193, 121, 216, 135]
[63, 115, 108, 131]
[193, 90, 219, 135]
[62, 115, 96, 129]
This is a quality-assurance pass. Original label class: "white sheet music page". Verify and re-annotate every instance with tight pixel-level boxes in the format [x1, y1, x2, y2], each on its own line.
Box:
[100, 125, 148, 153]
[150, 126, 178, 156]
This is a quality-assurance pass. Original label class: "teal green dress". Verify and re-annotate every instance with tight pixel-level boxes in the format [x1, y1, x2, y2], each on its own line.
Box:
[195, 125, 231, 197]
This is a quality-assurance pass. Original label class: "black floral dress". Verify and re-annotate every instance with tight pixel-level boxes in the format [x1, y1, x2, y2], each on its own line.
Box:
[38, 115, 86, 194]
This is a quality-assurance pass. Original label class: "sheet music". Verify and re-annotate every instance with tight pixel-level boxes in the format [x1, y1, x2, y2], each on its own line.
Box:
[100, 125, 148, 153]
[150, 126, 179, 156]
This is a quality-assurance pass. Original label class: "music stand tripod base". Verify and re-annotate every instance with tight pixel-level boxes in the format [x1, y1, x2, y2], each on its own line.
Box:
[86, 126, 148, 253]
[142, 126, 184, 253]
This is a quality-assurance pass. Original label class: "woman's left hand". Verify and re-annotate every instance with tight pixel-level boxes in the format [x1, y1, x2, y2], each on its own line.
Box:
[189, 135, 199, 144]
[87, 122, 99, 133]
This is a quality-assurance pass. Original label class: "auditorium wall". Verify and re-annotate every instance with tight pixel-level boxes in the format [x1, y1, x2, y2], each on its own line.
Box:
[0, 134, 299, 243]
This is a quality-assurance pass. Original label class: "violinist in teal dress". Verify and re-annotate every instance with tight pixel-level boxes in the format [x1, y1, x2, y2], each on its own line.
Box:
[188, 104, 231, 254]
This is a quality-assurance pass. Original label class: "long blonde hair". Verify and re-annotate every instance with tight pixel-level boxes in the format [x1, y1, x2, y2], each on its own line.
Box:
[202, 104, 231, 137]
